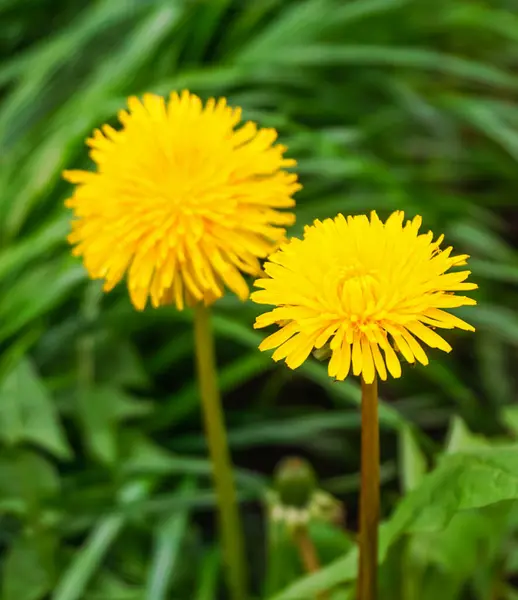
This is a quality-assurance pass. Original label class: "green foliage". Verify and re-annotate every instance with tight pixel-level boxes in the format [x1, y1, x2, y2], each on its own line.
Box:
[1, 0, 518, 598]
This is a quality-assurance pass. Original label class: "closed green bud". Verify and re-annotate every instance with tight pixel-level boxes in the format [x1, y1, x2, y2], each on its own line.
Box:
[312, 344, 332, 361]
[274, 457, 317, 509]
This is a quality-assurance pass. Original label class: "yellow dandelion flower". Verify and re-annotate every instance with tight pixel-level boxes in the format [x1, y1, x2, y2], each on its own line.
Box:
[252, 211, 477, 384]
[64, 90, 300, 310]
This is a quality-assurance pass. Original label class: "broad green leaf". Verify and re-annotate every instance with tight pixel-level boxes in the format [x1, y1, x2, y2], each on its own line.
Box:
[0, 358, 71, 459]
[385, 446, 518, 546]
[274, 446, 518, 598]
[503, 406, 518, 437]
[445, 416, 490, 454]
[0, 451, 60, 515]
[418, 503, 511, 577]
[2, 533, 55, 600]
[78, 386, 152, 465]
[399, 426, 427, 493]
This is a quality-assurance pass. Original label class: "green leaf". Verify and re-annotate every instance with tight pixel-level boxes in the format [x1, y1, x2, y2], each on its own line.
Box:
[399, 426, 427, 493]
[194, 549, 220, 600]
[0, 1, 151, 148]
[95, 339, 149, 388]
[444, 95, 518, 161]
[503, 406, 518, 437]
[0, 358, 71, 459]
[121, 431, 266, 492]
[238, 0, 409, 63]
[52, 480, 151, 600]
[0, 262, 85, 343]
[0, 450, 60, 515]
[459, 304, 518, 346]
[273, 446, 518, 599]
[84, 572, 142, 600]
[2, 533, 55, 600]
[243, 45, 518, 90]
[385, 446, 518, 546]
[264, 518, 298, 596]
[152, 351, 271, 428]
[145, 479, 195, 600]
[476, 332, 513, 407]
[445, 416, 490, 454]
[309, 521, 355, 564]
[448, 222, 515, 262]
[418, 503, 511, 578]
[269, 547, 358, 600]
[78, 386, 152, 465]
[0, 215, 68, 282]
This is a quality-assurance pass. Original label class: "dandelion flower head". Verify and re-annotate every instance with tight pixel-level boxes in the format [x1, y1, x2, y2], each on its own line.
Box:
[252, 211, 477, 383]
[64, 91, 300, 310]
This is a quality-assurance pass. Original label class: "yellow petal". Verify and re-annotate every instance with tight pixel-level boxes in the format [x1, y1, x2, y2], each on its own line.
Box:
[361, 336, 375, 384]
[371, 342, 387, 381]
[400, 329, 429, 365]
[259, 323, 298, 351]
[352, 334, 363, 376]
[406, 321, 452, 353]
[383, 343, 402, 378]
[335, 343, 352, 381]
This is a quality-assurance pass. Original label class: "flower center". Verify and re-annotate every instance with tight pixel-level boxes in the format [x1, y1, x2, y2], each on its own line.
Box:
[337, 266, 378, 293]
[335, 266, 380, 322]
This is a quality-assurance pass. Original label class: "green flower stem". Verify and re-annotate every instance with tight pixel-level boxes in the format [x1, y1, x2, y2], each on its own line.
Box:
[193, 304, 248, 600]
[358, 376, 380, 600]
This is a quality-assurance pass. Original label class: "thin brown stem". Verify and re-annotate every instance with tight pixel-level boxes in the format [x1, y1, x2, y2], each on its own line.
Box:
[293, 526, 328, 600]
[358, 376, 380, 600]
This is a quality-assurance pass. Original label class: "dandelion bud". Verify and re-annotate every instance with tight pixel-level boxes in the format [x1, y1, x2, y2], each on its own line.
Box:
[274, 456, 317, 509]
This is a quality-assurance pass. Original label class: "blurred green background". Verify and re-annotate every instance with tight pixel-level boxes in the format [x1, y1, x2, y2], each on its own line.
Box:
[1, 0, 518, 599]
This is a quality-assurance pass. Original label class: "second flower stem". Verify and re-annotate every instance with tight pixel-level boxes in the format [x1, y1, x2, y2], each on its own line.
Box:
[358, 376, 379, 600]
[193, 304, 248, 600]
[293, 526, 328, 600]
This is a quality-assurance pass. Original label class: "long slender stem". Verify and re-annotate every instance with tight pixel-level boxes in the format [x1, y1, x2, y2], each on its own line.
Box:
[358, 376, 380, 600]
[193, 304, 248, 600]
[293, 526, 328, 600]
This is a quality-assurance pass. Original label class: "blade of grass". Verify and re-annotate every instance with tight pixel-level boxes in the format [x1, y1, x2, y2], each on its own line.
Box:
[145, 478, 196, 600]
[52, 480, 151, 600]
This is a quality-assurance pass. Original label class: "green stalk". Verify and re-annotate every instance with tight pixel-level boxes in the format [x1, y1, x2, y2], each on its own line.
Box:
[358, 376, 380, 600]
[193, 304, 248, 600]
